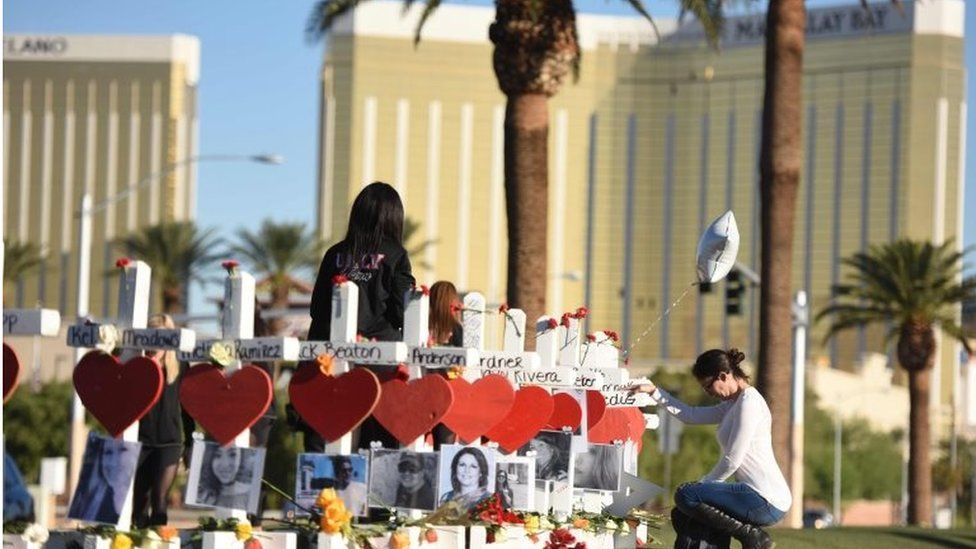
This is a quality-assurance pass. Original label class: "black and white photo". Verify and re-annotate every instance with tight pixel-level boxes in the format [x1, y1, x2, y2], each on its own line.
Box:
[185, 441, 266, 513]
[68, 433, 141, 524]
[495, 455, 535, 510]
[295, 453, 369, 516]
[573, 443, 623, 492]
[368, 449, 438, 511]
[518, 430, 572, 482]
[436, 444, 495, 510]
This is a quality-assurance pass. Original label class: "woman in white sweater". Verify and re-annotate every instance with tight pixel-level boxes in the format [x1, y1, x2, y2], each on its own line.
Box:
[632, 349, 790, 549]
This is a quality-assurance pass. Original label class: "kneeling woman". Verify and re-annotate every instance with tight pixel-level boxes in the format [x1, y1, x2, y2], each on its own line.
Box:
[631, 349, 790, 549]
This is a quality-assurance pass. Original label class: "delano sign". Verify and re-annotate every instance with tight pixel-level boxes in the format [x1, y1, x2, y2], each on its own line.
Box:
[4, 36, 69, 56]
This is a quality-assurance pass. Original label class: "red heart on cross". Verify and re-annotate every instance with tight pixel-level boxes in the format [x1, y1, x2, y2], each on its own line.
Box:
[440, 375, 516, 443]
[73, 351, 164, 437]
[586, 390, 607, 429]
[3, 343, 21, 404]
[372, 375, 454, 445]
[288, 363, 381, 442]
[484, 385, 555, 454]
[180, 364, 273, 446]
[588, 407, 640, 444]
[545, 392, 582, 431]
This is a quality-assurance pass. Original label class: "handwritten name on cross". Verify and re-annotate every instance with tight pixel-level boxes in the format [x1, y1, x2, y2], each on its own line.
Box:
[460, 293, 539, 386]
[580, 332, 652, 408]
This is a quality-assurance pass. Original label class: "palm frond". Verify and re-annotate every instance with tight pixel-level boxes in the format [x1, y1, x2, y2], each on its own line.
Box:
[818, 238, 974, 351]
[3, 239, 43, 286]
[306, 0, 371, 43]
[621, 0, 661, 41]
[679, 0, 725, 48]
[414, 0, 442, 46]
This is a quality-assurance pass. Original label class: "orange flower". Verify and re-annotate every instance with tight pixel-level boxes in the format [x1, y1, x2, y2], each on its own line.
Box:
[446, 366, 464, 380]
[572, 517, 590, 529]
[389, 531, 411, 549]
[156, 526, 178, 541]
[316, 488, 339, 509]
[316, 354, 335, 376]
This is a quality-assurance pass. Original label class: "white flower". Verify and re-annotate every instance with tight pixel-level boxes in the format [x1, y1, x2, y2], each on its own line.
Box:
[604, 520, 618, 531]
[23, 524, 49, 543]
[619, 522, 630, 535]
[493, 527, 507, 543]
[96, 324, 120, 354]
[208, 341, 236, 366]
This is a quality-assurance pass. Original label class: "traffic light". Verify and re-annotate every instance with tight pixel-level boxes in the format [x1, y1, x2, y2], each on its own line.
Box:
[725, 270, 743, 315]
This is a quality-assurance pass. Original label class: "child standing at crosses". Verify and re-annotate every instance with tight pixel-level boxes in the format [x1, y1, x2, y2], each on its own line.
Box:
[306, 182, 416, 451]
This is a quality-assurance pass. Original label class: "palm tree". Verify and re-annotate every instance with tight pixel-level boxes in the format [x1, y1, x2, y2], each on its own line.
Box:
[306, 0, 723, 344]
[231, 220, 325, 335]
[116, 222, 223, 315]
[816, 239, 975, 525]
[3, 239, 42, 300]
[757, 0, 903, 485]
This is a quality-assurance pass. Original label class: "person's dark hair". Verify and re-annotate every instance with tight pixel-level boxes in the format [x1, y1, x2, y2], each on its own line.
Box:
[450, 447, 489, 492]
[692, 348, 749, 382]
[344, 182, 404, 261]
[429, 281, 461, 345]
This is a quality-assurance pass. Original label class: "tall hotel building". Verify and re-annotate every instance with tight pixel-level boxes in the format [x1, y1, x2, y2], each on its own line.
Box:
[316, 2, 965, 428]
[3, 34, 199, 318]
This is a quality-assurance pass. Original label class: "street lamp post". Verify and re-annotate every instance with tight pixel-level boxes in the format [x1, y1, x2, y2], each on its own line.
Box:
[67, 153, 282, 493]
[788, 291, 808, 529]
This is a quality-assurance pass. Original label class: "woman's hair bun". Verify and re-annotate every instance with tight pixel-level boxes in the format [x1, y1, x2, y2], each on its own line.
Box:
[726, 348, 746, 367]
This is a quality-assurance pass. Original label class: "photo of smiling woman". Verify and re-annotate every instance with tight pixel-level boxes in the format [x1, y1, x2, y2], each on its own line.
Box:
[437, 445, 495, 510]
[185, 441, 266, 514]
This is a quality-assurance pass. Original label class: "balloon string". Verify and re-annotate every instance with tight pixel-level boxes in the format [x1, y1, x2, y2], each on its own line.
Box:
[621, 281, 698, 363]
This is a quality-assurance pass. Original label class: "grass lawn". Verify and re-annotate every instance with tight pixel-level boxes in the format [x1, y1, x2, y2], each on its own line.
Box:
[650, 526, 976, 548]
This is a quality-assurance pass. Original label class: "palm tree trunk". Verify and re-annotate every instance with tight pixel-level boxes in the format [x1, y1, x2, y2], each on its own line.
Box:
[907, 366, 933, 525]
[756, 0, 805, 482]
[269, 283, 291, 336]
[162, 285, 184, 315]
[504, 93, 549, 345]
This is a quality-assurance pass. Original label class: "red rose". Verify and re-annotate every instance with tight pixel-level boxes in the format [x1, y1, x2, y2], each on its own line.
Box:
[395, 364, 410, 381]
[586, 334, 597, 342]
[546, 318, 559, 330]
[221, 259, 240, 270]
[332, 274, 349, 286]
[560, 314, 572, 328]
[498, 303, 510, 314]
[574, 307, 589, 319]
[115, 257, 131, 269]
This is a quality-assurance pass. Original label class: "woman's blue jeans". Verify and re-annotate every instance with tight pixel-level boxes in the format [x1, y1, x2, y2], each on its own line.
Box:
[674, 482, 785, 527]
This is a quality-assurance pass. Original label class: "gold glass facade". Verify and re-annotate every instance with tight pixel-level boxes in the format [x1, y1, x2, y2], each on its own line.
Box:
[317, 1, 965, 426]
[3, 34, 199, 318]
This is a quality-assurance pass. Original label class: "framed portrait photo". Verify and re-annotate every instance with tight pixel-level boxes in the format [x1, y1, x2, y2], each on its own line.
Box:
[368, 449, 438, 511]
[185, 441, 266, 514]
[67, 433, 141, 525]
[495, 455, 535, 511]
[436, 444, 495, 510]
[295, 453, 369, 517]
[573, 443, 623, 492]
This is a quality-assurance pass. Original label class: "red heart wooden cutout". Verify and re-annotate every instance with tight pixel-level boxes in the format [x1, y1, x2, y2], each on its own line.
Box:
[180, 364, 272, 446]
[586, 390, 607, 429]
[288, 364, 381, 442]
[588, 407, 635, 444]
[441, 375, 516, 443]
[3, 344, 22, 403]
[73, 351, 164, 437]
[372, 375, 454, 445]
[484, 386, 555, 454]
[545, 392, 582, 431]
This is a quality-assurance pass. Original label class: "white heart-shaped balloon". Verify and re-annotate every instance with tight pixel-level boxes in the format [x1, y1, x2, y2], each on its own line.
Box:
[696, 210, 740, 283]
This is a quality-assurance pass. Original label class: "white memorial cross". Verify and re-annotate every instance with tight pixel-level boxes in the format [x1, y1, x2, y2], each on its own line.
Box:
[460, 293, 540, 386]
[301, 281, 409, 454]
[65, 260, 194, 531]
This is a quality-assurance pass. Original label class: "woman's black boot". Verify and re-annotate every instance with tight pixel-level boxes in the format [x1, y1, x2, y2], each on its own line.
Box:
[671, 508, 731, 549]
[679, 503, 774, 549]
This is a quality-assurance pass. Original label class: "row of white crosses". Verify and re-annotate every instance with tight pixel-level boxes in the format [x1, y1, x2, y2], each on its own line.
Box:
[66, 263, 300, 548]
